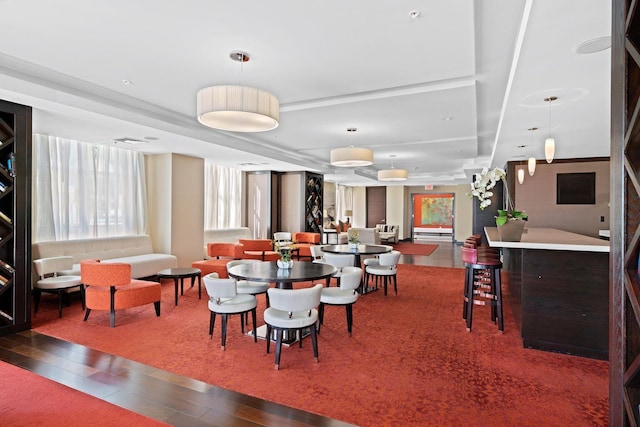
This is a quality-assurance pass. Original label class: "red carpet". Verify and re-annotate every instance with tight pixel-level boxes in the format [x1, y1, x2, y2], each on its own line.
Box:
[32, 265, 608, 426]
[0, 361, 168, 427]
[392, 242, 438, 256]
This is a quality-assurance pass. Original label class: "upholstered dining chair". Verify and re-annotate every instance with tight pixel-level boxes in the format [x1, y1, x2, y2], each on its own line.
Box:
[226, 259, 270, 323]
[322, 253, 355, 286]
[204, 273, 258, 350]
[309, 245, 327, 263]
[318, 267, 361, 336]
[264, 283, 323, 370]
[33, 256, 83, 318]
[80, 259, 161, 327]
[364, 250, 401, 296]
[273, 232, 292, 244]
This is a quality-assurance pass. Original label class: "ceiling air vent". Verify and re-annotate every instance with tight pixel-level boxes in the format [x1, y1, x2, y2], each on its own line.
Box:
[112, 137, 149, 145]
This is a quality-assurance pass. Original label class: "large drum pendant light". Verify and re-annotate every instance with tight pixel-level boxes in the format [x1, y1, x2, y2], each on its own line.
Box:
[197, 51, 279, 132]
[330, 128, 374, 167]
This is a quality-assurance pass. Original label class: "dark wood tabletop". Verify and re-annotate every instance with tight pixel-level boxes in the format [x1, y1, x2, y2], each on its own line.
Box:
[228, 261, 337, 289]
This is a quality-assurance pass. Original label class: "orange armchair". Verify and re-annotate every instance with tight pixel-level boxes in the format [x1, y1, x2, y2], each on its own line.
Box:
[238, 239, 280, 261]
[80, 259, 161, 327]
[293, 232, 321, 259]
[191, 242, 244, 278]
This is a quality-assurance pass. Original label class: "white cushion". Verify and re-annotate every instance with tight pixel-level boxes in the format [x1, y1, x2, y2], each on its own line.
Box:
[320, 288, 358, 305]
[36, 275, 82, 290]
[264, 307, 318, 329]
[208, 294, 257, 314]
[366, 264, 398, 276]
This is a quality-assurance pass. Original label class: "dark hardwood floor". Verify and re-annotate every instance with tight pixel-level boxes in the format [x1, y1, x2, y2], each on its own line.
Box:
[0, 240, 462, 426]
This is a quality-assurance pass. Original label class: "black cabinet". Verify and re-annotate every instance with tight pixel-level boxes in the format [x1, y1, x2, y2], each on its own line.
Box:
[0, 100, 31, 335]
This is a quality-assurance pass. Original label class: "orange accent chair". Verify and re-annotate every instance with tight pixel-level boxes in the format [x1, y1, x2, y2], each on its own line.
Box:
[238, 239, 280, 261]
[191, 242, 244, 278]
[293, 232, 321, 259]
[80, 259, 161, 327]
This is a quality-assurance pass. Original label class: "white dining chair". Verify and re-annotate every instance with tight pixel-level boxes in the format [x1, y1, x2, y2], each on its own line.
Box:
[318, 267, 361, 336]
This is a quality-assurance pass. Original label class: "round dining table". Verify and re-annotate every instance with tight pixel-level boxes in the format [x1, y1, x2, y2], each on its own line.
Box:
[228, 261, 337, 289]
[320, 244, 392, 294]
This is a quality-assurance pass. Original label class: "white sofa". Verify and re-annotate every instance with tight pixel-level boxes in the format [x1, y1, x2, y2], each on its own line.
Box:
[32, 235, 177, 279]
[337, 227, 381, 245]
[376, 224, 399, 243]
[203, 227, 252, 257]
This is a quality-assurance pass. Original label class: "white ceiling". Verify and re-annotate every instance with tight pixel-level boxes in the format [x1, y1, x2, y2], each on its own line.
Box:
[0, 0, 611, 186]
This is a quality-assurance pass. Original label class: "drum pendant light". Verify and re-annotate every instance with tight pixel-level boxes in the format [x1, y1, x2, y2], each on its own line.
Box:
[197, 51, 279, 132]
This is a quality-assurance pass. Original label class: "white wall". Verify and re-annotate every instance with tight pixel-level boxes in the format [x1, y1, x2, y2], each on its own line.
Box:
[280, 173, 303, 232]
[386, 186, 404, 237]
[404, 184, 472, 242]
[146, 153, 204, 267]
[513, 160, 609, 237]
[352, 187, 367, 227]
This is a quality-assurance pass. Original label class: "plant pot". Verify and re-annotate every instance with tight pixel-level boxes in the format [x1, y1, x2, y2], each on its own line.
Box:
[348, 242, 359, 249]
[497, 219, 525, 242]
[277, 259, 293, 269]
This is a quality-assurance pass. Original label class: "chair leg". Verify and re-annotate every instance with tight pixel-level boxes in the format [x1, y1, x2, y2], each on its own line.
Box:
[275, 329, 283, 370]
[463, 265, 470, 320]
[251, 309, 257, 343]
[266, 324, 272, 354]
[57, 289, 64, 318]
[495, 269, 504, 332]
[209, 311, 216, 338]
[383, 276, 388, 296]
[393, 274, 398, 295]
[346, 304, 353, 336]
[310, 322, 319, 363]
[318, 302, 325, 335]
[109, 286, 116, 328]
[83, 308, 91, 321]
[80, 285, 86, 311]
[221, 314, 228, 350]
[33, 288, 41, 313]
[240, 312, 245, 334]
[154, 301, 161, 316]
[465, 267, 475, 332]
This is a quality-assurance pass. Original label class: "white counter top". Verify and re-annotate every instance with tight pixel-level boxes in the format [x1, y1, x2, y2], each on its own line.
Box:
[484, 227, 610, 253]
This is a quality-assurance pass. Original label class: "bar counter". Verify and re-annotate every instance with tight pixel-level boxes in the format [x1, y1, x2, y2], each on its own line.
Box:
[485, 227, 610, 359]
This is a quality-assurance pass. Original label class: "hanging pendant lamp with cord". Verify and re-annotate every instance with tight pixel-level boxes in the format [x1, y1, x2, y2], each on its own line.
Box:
[544, 96, 557, 163]
[527, 127, 537, 176]
[197, 51, 280, 133]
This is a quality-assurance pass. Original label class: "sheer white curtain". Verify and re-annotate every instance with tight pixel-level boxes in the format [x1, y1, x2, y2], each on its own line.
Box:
[204, 163, 242, 229]
[33, 134, 148, 241]
[336, 185, 353, 222]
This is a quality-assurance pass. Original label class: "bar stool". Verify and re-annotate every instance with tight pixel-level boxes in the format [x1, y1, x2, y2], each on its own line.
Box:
[461, 246, 504, 332]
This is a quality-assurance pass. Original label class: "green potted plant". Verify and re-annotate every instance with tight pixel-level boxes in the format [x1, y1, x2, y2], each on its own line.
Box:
[468, 167, 528, 241]
[274, 241, 295, 268]
[347, 228, 359, 249]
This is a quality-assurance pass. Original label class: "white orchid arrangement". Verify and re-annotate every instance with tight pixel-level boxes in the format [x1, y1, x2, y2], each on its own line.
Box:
[468, 167, 528, 225]
[468, 167, 506, 210]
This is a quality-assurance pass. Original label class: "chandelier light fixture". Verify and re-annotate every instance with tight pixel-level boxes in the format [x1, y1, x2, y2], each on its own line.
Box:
[544, 96, 557, 163]
[330, 128, 374, 167]
[197, 51, 279, 132]
[527, 127, 537, 176]
[378, 155, 408, 181]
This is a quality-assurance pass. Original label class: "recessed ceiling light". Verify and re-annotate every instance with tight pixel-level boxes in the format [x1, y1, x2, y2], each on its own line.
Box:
[144, 136, 159, 141]
[574, 36, 611, 54]
[443, 117, 453, 121]
[122, 79, 134, 85]
[409, 10, 421, 19]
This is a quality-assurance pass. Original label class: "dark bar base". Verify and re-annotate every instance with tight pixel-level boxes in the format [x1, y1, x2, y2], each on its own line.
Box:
[503, 248, 608, 360]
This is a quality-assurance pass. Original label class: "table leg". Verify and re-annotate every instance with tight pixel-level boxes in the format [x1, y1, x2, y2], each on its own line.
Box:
[196, 274, 202, 299]
[173, 278, 179, 306]
[180, 277, 185, 295]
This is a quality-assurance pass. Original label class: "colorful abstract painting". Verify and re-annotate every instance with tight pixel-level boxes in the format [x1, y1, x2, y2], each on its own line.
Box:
[412, 194, 454, 228]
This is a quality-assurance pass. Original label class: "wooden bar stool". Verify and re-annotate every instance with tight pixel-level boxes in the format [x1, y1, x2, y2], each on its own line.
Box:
[461, 246, 504, 332]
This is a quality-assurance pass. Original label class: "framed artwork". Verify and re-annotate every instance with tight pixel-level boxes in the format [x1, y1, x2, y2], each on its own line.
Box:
[412, 193, 454, 237]
[304, 172, 323, 233]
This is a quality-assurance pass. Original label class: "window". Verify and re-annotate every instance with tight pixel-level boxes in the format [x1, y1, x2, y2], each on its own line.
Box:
[33, 134, 148, 241]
